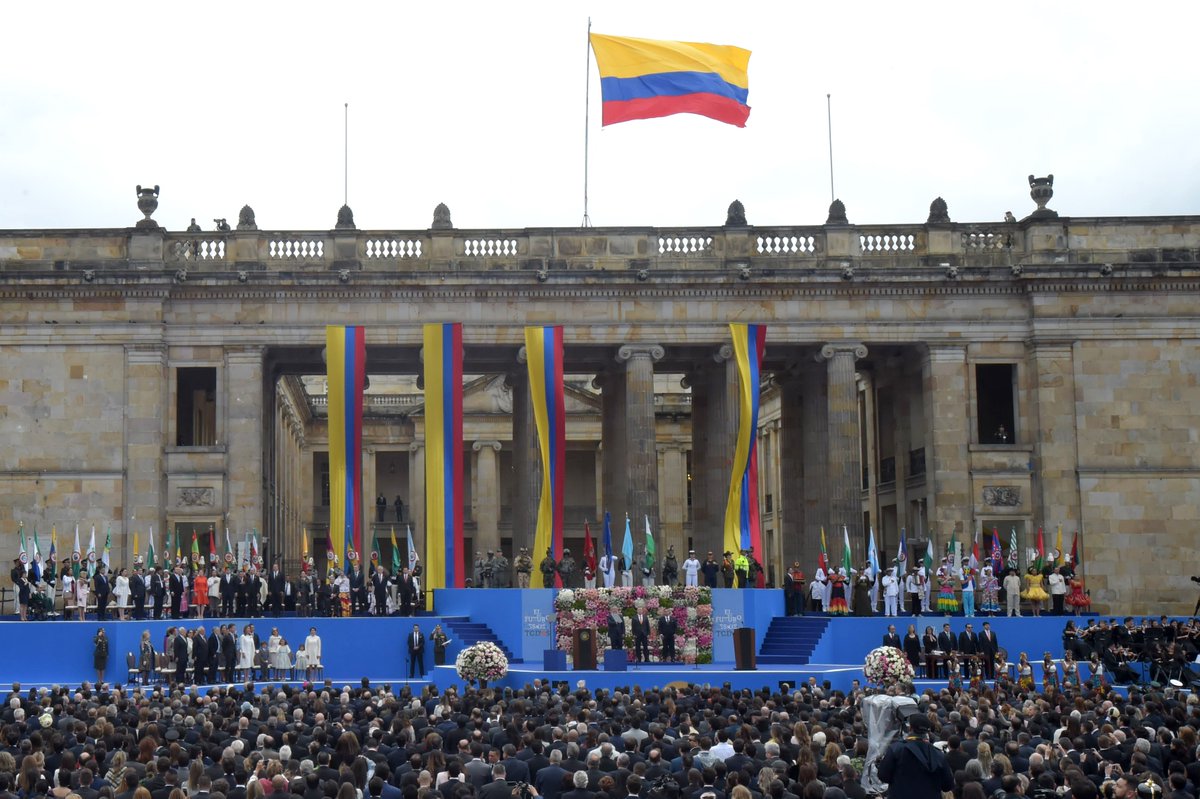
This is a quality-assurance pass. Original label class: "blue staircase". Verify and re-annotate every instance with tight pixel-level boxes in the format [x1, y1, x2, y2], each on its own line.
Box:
[443, 617, 519, 663]
[756, 616, 831, 665]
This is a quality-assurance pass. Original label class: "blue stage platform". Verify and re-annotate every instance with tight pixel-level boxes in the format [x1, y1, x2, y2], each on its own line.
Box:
[0, 589, 1118, 693]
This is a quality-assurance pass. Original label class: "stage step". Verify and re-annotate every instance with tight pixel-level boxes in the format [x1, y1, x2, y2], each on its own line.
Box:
[757, 616, 831, 665]
[444, 618, 519, 663]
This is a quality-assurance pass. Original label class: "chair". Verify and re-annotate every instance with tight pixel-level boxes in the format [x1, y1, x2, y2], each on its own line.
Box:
[156, 651, 176, 685]
[126, 652, 139, 685]
[254, 650, 267, 682]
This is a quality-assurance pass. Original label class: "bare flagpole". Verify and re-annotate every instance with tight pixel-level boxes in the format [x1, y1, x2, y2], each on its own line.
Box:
[582, 18, 593, 228]
[344, 102, 349, 206]
[826, 93, 835, 202]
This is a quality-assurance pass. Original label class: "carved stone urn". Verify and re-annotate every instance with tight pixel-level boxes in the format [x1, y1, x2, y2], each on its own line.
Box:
[1027, 175, 1058, 220]
[135, 184, 160, 228]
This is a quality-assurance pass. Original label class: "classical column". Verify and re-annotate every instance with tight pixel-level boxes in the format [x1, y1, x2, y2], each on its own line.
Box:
[922, 343, 971, 540]
[1028, 342, 1080, 526]
[800, 360, 829, 567]
[125, 344, 167, 564]
[593, 443, 604, 521]
[860, 371, 880, 539]
[597, 369, 626, 517]
[473, 440, 502, 556]
[617, 344, 664, 534]
[820, 343, 868, 554]
[225, 345, 265, 536]
[658, 444, 687, 557]
[509, 353, 541, 553]
[777, 370, 806, 567]
[683, 345, 736, 558]
[407, 442, 425, 543]
[362, 447, 376, 543]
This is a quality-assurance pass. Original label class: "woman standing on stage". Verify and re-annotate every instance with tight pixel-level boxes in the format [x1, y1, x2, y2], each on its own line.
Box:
[1017, 652, 1034, 692]
[827, 570, 850, 615]
[93, 627, 109, 685]
[113, 568, 130, 621]
[431, 624, 450, 666]
[936, 562, 959, 615]
[74, 574, 89, 621]
[304, 627, 322, 679]
[922, 625, 940, 679]
[1066, 576, 1090, 616]
[1021, 566, 1049, 616]
[1042, 652, 1060, 693]
[193, 568, 209, 619]
[237, 624, 256, 675]
[978, 565, 1000, 615]
[138, 630, 154, 684]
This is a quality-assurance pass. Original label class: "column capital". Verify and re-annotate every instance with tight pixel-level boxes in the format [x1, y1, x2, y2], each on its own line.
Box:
[516, 346, 528, 365]
[712, 343, 734, 363]
[472, 440, 502, 453]
[616, 344, 664, 363]
[408, 442, 423, 453]
[817, 343, 868, 362]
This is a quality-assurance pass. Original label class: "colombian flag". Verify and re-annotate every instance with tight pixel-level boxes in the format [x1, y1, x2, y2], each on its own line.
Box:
[590, 33, 751, 127]
[326, 325, 366, 573]
[423, 323, 465, 591]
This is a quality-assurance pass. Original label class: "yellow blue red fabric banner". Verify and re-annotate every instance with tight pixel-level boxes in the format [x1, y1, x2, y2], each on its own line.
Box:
[423, 323, 465, 589]
[723, 323, 766, 558]
[326, 325, 365, 573]
[589, 33, 751, 127]
[525, 326, 566, 587]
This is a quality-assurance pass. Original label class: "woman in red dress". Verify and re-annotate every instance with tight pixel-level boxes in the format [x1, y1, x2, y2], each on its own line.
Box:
[828, 571, 850, 615]
[1065, 577, 1090, 615]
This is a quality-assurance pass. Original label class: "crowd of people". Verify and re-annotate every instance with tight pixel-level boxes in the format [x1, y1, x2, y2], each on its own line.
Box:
[0, 662, 1194, 799]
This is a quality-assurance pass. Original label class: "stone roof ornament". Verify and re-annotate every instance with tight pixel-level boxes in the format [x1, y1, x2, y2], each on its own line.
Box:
[927, 197, 951, 224]
[335, 204, 356, 230]
[1027, 174, 1058, 220]
[725, 200, 747, 227]
[237, 205, 258, 231]
[826, 198, 848, 225]
[432, 202, 453, 230]
[135, 185, 160, 229]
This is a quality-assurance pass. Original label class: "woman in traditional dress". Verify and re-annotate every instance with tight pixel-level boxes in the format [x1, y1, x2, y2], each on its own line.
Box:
[1021, 566, 1049, 616]
[827, 570, 850, 615]
[979, 565, 1001, 615]
[936, 563, 959, 615]
[1062, 651, 1081, 691]
[947, 655, 962, 691]
[1065, 577, 1090, 615]
[852, 570, 873, 617]
[1017, 652, 1034, 692]
[1042, 652, 1060, 693]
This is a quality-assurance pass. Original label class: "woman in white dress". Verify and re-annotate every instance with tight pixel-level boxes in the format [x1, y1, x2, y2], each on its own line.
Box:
[113, 568, 131, 620]
[74, 575, 89, 621]
[208, 567, 221, 608]
[237, 624, 256, 676]
[61, 572, 75, 617]
[304, 627, 322, 679]
[267, 628, 281, 678]
[272, 636, 292, 678]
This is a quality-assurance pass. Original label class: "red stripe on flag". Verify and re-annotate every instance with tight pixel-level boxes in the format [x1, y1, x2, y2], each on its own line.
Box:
[601, 93, 750, 127]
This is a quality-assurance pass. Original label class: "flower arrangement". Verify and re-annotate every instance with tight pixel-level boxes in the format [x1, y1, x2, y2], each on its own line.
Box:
[863, 646, 914, 688]
[455, 641, 509, 683]
[554, 586, 713, 664]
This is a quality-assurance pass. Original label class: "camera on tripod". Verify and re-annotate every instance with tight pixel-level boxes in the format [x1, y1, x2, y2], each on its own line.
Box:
[647, 776, 681, 799]
[506, 783, 533, 799]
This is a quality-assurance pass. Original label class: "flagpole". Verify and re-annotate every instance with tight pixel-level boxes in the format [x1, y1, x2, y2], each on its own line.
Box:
[826, 93, 835, 203]
[581, 17, 593, 228]
[343, 102, 349, 206]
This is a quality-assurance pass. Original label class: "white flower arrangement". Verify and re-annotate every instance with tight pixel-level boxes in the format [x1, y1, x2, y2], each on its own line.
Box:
[556, 589, 576, 607]
[455, 641, 509, 683]
[864, 646, 914, 688]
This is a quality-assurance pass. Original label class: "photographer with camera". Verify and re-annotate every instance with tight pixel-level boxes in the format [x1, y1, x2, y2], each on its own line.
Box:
[877, 712, 953, 799]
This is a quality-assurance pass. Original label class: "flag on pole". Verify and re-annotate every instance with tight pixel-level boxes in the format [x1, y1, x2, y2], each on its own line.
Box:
[249, 529, 259, 567]
[1035, 527, 1045, 571]
[175, 528, 182, 566]
[602, 511, 613, 562]
[225, 528, 233, 562]
[370, 528, 380, 566]
[102, 526, 112, 570]
[1070, 529, 1081, 569]
[970, 524, 980, 572]
[1055, 524, 1064, 567]
[621, 515, 634, 568]
[86, 525, 97, 577]
[72, 524, 82, 578]
[897, 527, 907, 569]
[589, 33, 752, 127]
[923, 537, 934, 573]
[191, 530, 201, 568]
[208, 526, 218, 564]
[390, 527, 400, 574]
[1008, 527, 1018, 569]
[326, 534, 337, 570]
[29, 526, 41, 583]
[16, 523, 27, 573]
[327, 324, 366, 578]
[525, 325, 566, 588]
[423, 322, 465, 591]
[819, 527, 828, 572]
[583, 520, 596, 575]
[842, 526, 853, 575]
[991, 528, 1003, 573]
[147, 525, 156, 570]
[406, 525, 419, 571]
[644, 515, 656, 563]
[165, 527, 173, 566]
[867, 527, 880, 606]
[133, 529, 140, 566]
[722, 323, 766, 558]
[48, 526, 58, 573]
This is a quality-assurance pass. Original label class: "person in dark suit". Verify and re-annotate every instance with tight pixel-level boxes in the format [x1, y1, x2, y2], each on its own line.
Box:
[882, 624, 902, 649]
[149, 568, 166, 620]
[399, 568, 417, 616]
[902, 624, 922, 669]
[534, 751, 569, 799]
[958, 623, 979, 677]
[267, 563, 286, 616]
[192, 626, 209, 683]
[657, 610, 678, 662]
[977, 621, 999, 679]
[877, 714, 953, 799]
[631, 608, 651, 663]
[921, 625, 941, 679]
[168, 567, 184, 619]
[407, 624, 426, 678]
[350, 566, 367, 614]
[94, 569, 111, 621]
[207, 627, 223, 683]
[171, 629, 188, 685]
[221, 624, 237, 682]
[606, 612, 626, 653]
[248, 570, 262, 616]
[561, 770, 596, 799]
[478, 765, 513, 799]
[220, 568, 237, 617]
[130, 567, 147, 621]
[372, 566, 391, 616]
[937, 624, 956, 655]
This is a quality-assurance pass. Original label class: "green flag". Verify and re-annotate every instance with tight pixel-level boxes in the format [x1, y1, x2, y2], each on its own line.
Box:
[165, 528, 172, 567]
[147, 531, 156, 569]
[390, 527, 401, 574]
[644, 515, 656, 561]
[842, 526, 853, 575]
[923, 537, 934, 571]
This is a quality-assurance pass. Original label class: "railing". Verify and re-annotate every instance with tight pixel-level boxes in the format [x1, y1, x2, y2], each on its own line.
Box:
[310, 394, 423, 410]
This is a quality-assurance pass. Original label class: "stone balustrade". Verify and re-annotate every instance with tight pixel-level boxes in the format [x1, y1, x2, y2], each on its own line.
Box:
[1, 217, 1198, 275]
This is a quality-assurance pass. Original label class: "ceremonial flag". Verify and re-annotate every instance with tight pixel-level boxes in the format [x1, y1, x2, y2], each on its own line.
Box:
[133, 529, 139, 565]
[165, 527, 172, 566]
[16, 523, 27, 573]
[390, 527, 400, 574]
[1035, 527, 1045, 571]
[897, 527, 908, 568]
[602, 511, 613, 562]
[250, 529, 259, 566]
[819, 527, 828, 572]
[970, 524, 980, 572]
[946, 527, 958, 566]
[991, 528, 1003, 573]
[102, 526, 112, 570]
[842, 526, 853, 575]
[147, 526, 156, 570]
[175, 528, 182, 565]
[644, 515, 656, 563]
[1055, 524, 1064, 567]
[867, 526, 880, 605]
[370, 529, 380, 565]
[923, 537, 934, 572]
[406, 525, 419, 570]
[621, 515, 634, 568]
[29, 526, 41, 583]
[525, 325, 566, 588]
[224, 527, 233, 562]
[86, 525, 97, 577]
[423, 322, 465, 590]
[723, 323, 766, 558]
[589, 33, 752, 127]
[48, 526, 57, 572]
[1008, 527, 1018, 569]
[1071, 529, 1081, 569]
[208, 526, 218, 564]
[327, 324, 366, 575]
[191, 530, 201, 567]
[583, 521, 596, 575]
[72, 524, 81, 578]
[325, 534, 337, 569]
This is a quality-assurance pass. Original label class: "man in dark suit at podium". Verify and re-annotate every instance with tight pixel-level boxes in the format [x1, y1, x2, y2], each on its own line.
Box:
[632, 607, 651, 663]
[658, 609, 678, 662]
[882, 624, 902, 649]
[607, 611, 626, 653]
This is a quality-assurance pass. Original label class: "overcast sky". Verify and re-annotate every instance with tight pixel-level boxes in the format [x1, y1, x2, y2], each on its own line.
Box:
[2, 1, 1197, 233]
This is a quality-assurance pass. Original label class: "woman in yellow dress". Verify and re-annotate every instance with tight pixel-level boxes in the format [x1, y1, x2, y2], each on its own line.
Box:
[1021, 565, 1049, 616]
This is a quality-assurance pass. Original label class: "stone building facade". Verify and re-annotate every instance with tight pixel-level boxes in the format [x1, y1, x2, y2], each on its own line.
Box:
[1, 184, 1198, 613]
